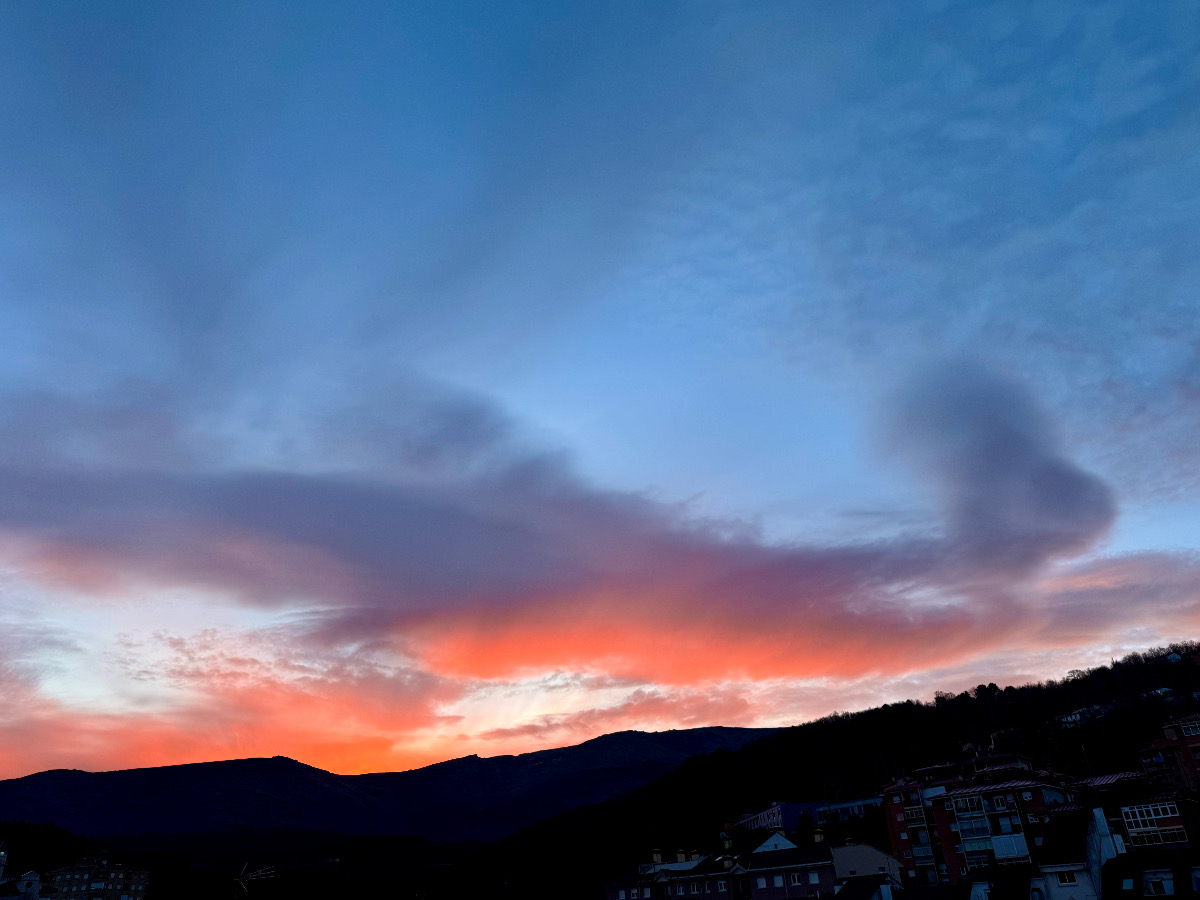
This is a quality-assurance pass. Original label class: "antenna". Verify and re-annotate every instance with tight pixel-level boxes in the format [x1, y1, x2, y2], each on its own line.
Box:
[232, 862, 275, 897]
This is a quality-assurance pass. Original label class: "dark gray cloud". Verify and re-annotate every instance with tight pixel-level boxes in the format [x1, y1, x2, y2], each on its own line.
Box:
[890, 364, 1116, 572]
[0, 365, 1118, 662]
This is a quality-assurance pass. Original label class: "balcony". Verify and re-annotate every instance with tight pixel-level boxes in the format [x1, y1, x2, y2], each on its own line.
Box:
[904, 807, 927, 822]
[912, 845, 935, 860]
[992, 834, 1029, 861]
[957, 817, 991, 839]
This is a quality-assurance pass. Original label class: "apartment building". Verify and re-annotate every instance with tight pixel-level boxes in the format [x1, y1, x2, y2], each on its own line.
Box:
[884, 771, 1072, 886]
[1143, 713, 1200, 792]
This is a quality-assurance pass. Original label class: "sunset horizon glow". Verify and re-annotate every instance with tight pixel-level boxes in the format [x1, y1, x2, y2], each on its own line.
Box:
[2, 1, 1199, 781]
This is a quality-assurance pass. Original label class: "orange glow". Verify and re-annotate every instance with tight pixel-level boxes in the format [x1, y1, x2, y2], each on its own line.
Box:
[406, 590, 1025, 684]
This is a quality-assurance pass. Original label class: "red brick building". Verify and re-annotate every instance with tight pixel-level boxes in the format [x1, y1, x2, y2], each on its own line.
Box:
[1142, 713, 1200, 791]
[883, 769, 1072, 887]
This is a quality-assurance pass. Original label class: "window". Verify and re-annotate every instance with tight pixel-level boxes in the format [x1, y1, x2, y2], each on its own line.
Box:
[1144, 871, 1174, 895]
[790, 874, 802, 885]
[808, 872, 819, 885]
[908, 870, 916, 878]
[896, 813, 904, 822]
[899, 832, 908, 840]
[1123, 803, 1180, 829]
[993, 796, 1007, 810]
[893, 795, 901, 803]
[1057, 872, 1078, 885]
[717, 881, 727, 893]
[678, 886, 687, 896]
[1182, 722, 1200, 736]
[1022, 792, 1033, 801]
[773, 875, 783, 887]
[691, 883, 699, 894]
[954, 796, 983, 814]
[1122, 879, 1134, 890]
[756, 877, 767, 889]
[904, 851, 912, 859]
[1128, 827, 1188, 846]
[619, 891, 626, 899]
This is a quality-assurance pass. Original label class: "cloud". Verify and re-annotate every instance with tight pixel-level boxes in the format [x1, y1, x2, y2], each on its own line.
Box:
[0, 626, 465, 776]
[889, 363, 1116, 571]
[474, 687, 758, 743]
[609, 1, 1200, 498]
[0, 0, 1196, 779]
[0, 365, 1129, 695]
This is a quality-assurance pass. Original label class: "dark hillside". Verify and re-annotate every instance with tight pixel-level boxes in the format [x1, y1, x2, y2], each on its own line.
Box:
[0, 726, 773, 842]
[494, 642, 1200, 898]
[5, 644, 1198, 899]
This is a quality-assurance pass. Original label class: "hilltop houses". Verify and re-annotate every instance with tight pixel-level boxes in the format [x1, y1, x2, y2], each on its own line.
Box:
[613, 710, 1200, 899]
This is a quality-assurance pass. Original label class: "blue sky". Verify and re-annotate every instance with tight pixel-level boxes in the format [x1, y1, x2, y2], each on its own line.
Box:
[0, 0, 1198, 775]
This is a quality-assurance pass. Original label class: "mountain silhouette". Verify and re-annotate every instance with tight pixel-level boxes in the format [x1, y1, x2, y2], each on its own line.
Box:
[0, 727, 773, 841]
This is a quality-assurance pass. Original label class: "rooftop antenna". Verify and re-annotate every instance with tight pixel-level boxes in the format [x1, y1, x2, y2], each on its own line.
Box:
[232, 862, 275, 897]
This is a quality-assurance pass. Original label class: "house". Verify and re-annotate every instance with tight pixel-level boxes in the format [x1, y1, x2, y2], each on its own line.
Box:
[1099, 846, 1200, 897]
[607, 833, 837, 900]
[742, 838, 836, 898]
[0, 872, 41, 900]
[833, 873, 899, 900]
[1028, 811, 1100, 900]
[0, 843, 43, 900]
[43, 859, 149, 900]
[830, 842, 901, 884]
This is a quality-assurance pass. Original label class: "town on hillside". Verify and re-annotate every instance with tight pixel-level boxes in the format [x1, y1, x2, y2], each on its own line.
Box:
[607, 707, 1200, 900]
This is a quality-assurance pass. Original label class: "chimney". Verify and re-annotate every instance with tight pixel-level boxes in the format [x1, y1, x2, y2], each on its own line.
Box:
[652, 850, 662, 864]
[723, 857, 733, 870]
[677, 851, 687, 863]
[690, 851, 700, 861]
[813, 829, 825, 844]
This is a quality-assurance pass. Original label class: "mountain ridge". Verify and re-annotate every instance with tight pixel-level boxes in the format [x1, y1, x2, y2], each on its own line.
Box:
[0, 726, 776, 841]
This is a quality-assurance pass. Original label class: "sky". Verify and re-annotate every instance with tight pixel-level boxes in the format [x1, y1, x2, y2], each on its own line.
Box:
[0, 0, 1199, 778]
